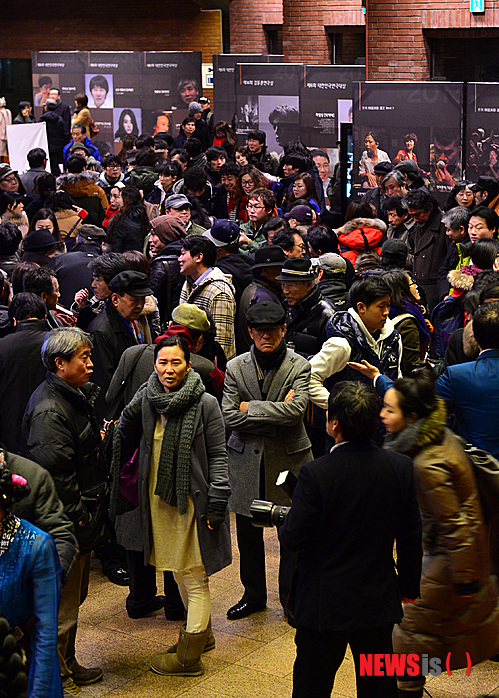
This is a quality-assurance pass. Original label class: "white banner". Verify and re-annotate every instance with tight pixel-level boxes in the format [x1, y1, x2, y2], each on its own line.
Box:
[6, 122, 50, 174]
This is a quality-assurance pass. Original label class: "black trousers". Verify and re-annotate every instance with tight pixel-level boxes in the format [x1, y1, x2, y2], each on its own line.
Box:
[293, 624, 398, 698]
[125, 550, 184, 615]
[235, 513, 298, 609]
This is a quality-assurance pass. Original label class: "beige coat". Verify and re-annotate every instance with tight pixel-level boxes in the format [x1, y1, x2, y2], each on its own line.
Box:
[393, 403, 499, 669]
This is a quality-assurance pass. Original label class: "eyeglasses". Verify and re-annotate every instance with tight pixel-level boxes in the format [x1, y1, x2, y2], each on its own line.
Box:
[247, 204, 264, 211]
[2, 176, 17, 184]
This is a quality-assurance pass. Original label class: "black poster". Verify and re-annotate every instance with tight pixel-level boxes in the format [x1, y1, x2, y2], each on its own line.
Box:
[141, 51, 202, 137]
[213, 54, 283, 126]
[32, 51, 86, 121]
[466, 83, 499, 182]
[235, 63, 303, 153]
[85, 52, 143, 156]
[353, 82, 463, 199]
[300, 65, 365, 148]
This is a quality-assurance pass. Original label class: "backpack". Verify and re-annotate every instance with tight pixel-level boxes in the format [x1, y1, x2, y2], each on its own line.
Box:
[430, 296, 464, 359]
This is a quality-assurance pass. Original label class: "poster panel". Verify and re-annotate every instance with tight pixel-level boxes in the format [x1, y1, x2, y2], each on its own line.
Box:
[235, 63, 303, 153]
[213, 54, 283, 126]
[300, 65, 365, 148]
[85, 52, 142, 155]
[353, 82, 463, 200]
[31, 51, 86, 121]
[141, 52, 202, 137]
[466, 83, 499, 182]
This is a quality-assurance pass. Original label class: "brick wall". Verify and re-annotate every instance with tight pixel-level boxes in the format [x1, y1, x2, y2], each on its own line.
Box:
[230, 0, 283, 53]
[367, 0, 499, 80]
[2, 0, 222, 64]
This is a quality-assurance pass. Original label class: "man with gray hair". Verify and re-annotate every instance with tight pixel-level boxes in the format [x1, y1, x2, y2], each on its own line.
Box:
[23, 327, 108, 694]
[438, 206, 472, 298]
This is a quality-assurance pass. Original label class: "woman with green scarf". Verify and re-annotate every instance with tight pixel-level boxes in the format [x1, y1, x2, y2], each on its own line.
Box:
[114, 335, 231, 677]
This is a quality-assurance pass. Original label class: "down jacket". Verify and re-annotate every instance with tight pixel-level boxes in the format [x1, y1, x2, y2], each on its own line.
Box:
[57, 171, 108, 225]
[22, 372, 109, 554]
[391, 401, 499, 670]
[335, 216, 386, 266]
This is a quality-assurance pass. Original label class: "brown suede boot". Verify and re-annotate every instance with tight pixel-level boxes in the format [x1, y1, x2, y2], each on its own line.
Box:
[166, 618, 215, 654]
[150, 626, 206, 676]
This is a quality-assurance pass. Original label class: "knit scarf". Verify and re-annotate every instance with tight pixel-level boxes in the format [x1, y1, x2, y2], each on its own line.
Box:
[253, 339, 287, 372]
[146, 369, 205, 514]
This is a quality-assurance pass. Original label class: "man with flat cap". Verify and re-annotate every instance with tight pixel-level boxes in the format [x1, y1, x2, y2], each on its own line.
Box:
[222, 301, 313, 621]
[237, 245, 286, 354]
[89, 270, 153, 422]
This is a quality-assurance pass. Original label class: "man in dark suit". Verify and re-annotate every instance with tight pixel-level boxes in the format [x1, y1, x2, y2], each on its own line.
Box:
[279, 381, 422, 698]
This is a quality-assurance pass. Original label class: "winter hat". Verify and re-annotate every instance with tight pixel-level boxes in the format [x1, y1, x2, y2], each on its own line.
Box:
[188, 101, 203, 116]
[150, 215, 185, 243]
[203, 219, 240, 247]
[23, 229, 57, 251]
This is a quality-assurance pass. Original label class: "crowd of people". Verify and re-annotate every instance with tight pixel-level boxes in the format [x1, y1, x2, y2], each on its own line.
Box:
[0, 88, 498, 698]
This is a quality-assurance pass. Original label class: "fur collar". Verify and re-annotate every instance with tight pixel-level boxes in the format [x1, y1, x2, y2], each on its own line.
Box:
[335, 217, 387, 236]
[447, 267, 479, 291]
[56, 171, 100, 186]
[384, 398, 447, 455]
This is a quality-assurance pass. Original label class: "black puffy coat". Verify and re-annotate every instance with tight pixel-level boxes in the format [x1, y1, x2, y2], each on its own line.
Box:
[108, 206, 149, 253]
[23, 372, 109, 554]
[285, 286, 334, 358]
[149, 240, 184, 328]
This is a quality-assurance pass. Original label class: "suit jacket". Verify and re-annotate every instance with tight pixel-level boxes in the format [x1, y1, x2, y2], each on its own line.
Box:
[436, 348, 499, 459]
[222, 347, 312, 516]
[279, 441, 422, 632]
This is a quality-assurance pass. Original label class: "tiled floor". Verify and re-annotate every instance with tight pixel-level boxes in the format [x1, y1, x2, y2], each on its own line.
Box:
[75, 514, 499, 697]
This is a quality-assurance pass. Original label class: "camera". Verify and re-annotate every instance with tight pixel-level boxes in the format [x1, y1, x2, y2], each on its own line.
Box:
[250, 499, 290, 527]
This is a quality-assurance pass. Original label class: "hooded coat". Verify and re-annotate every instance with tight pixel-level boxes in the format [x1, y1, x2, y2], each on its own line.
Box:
[57, 171, 108, 225]
[390, 401, 499, 670]
[335, 217, 386, 266]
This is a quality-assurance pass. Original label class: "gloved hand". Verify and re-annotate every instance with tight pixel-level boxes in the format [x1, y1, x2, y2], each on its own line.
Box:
[206, 500, 227, 530]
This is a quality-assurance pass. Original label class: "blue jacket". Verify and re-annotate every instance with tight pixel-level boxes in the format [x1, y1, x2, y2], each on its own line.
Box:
[436, 349, 499, 459]
[62, 136, 102, 165]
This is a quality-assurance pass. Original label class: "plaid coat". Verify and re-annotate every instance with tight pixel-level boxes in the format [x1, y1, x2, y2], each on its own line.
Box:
[180, 267, 237, 360]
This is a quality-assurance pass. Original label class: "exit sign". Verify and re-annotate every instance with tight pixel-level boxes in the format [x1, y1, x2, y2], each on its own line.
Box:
[471, 0, 484, 12]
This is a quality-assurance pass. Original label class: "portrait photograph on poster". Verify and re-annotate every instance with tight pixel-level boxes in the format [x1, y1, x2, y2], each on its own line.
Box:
[85, 74, 114, 110]
[113, 108, 141, 142]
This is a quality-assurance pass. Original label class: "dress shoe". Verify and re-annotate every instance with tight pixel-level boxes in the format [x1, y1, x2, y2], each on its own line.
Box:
[105, 566, 130, 586]
[227, 599, 266, 620]
[71, 666, 103, 686]
[127, 595, 165, 619]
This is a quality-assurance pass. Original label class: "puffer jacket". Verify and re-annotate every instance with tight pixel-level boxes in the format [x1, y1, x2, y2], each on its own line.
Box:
[107, 206, 150, 253]
[22, 372, 109, 554]
[335, 216, 386, 266]
[285, 285, 334, 358]
[57, 171, 108, 225]
[391, 400, 499, 670]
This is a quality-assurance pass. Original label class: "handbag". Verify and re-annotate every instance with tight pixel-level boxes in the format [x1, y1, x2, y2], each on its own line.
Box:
[119, 448, 139, 507]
